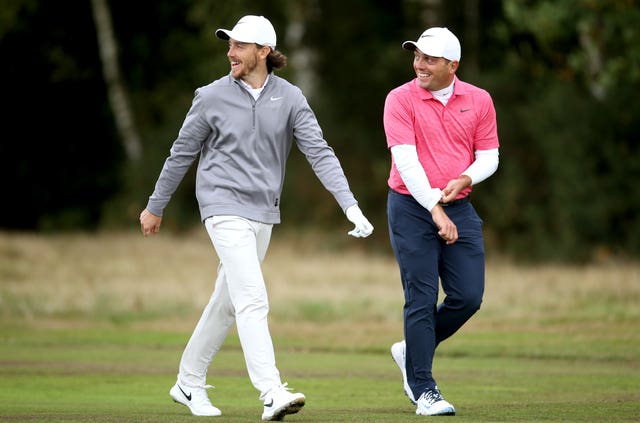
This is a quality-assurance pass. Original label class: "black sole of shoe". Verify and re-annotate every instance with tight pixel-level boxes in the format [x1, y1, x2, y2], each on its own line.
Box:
[265, 398, 305, 421]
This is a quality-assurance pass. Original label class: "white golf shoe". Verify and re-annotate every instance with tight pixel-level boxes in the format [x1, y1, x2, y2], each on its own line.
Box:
[390, 340, 416, 404]
[415, 388, 456, 416]
[169, 381, 222, 416]
[260, 382, 305, 421]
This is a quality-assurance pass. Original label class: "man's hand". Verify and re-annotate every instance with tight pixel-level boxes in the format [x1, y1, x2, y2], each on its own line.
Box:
[430, 205, 458, 245]
[441, 175, 471, 203]
[345, 205, 374, 238]
[139, 209, 162, 237]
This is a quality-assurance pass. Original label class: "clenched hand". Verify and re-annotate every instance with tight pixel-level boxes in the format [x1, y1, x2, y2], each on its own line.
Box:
[139, 209, 162, 237]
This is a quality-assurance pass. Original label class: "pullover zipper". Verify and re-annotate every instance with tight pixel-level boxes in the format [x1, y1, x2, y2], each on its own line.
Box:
[252, 102, 256, 130]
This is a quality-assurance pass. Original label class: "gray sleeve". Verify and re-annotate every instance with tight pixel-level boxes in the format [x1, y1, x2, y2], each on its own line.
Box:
[146, 90, 211, 216]
[292, 93, 357, 212]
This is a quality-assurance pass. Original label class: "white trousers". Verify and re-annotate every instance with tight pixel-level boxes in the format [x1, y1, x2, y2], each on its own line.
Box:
[178, 215, 281, 394]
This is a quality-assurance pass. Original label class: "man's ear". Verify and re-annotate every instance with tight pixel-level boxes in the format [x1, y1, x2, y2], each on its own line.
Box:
[258, 45, 271, 60]
[449, 60, 459, 74]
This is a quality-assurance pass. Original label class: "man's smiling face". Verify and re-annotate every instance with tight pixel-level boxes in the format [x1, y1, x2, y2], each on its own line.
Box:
[412, 49, 457, 91]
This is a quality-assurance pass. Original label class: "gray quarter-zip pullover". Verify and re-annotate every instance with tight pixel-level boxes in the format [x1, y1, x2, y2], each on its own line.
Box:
[146, 73, 357, 224]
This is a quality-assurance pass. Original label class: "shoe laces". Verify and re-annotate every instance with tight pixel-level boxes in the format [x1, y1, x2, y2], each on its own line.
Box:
[192, 384, 215, 406]
[419, 388, 444, 405]
[260, 382, 293, 401]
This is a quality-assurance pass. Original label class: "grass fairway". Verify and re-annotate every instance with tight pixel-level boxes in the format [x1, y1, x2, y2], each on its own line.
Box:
[1, 230, 639, 422]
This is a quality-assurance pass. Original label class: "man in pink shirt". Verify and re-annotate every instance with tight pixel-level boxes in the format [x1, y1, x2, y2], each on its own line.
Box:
[384, 27, 500, 416]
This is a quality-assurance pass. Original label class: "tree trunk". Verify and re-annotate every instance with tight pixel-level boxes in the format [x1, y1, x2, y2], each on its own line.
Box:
[285, 2, 317, 100]
[91, 0, 142, 161]
[418, 0, 442, 28]
[463, 0, 479, 77]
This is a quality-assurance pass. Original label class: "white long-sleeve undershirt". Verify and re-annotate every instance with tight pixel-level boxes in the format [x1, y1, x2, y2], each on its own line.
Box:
[391, 145, 499, 212]
[462, 148, 499, 185]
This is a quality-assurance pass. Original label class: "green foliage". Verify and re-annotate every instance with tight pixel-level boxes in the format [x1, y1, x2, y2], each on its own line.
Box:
[488, 0, 640, 260]
[1, 0, 638, 261]
[0, 0, 123, 230]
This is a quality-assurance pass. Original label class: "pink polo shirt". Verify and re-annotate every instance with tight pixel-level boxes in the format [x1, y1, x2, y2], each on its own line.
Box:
[384, 77, 499, 199]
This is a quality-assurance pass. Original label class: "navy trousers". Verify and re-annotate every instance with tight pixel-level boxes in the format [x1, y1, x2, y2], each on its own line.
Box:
[387, 189, 485, 398]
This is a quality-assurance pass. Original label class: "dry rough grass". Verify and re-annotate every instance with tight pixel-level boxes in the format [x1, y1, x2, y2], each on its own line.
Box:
[1, 229, 638, 337]
[1, 229, 638, 423]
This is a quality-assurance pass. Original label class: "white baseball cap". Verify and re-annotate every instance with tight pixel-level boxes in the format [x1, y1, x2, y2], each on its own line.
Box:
[216, 15, 277, 49]
[402, 27, 461, 61]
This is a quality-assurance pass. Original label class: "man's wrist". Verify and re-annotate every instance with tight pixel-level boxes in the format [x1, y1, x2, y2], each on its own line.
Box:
[459, 174, 473, 187]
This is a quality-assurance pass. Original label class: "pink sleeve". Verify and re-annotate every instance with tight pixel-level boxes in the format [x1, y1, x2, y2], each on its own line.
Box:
[384, 90, 415, 149]
[473, 92, 500, 150]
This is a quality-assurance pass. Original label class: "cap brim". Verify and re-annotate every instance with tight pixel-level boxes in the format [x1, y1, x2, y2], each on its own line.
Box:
[402, 41, 418, 51]
[215, 29, 231, 40]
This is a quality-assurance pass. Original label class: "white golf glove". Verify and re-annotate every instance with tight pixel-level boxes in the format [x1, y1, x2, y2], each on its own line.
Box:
[345, 205, 374, 238]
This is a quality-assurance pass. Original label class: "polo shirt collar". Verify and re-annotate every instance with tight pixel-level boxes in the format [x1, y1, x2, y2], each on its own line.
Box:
[412, 76, 466, 100]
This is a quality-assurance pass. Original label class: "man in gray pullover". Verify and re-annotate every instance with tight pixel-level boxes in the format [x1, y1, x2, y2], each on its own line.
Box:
[139, 15, 373, 421]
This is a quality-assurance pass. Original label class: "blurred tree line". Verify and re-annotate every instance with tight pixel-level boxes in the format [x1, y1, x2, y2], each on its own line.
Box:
[1, 0, 638, 262]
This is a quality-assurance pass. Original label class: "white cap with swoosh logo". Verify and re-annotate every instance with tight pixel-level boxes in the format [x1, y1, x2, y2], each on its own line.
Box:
[402, 27, 461, 62]
[216, 15, 277, 49]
